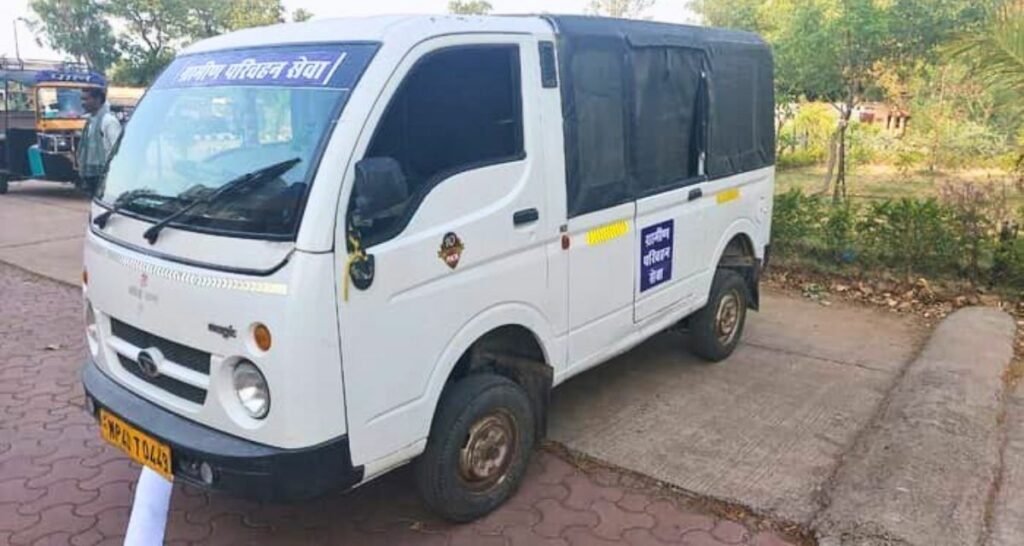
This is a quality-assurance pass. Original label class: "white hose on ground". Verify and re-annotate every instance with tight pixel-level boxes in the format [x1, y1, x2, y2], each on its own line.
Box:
[124, 467, 173, 545]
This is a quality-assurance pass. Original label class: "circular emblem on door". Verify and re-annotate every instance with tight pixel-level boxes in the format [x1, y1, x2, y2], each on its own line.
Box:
[136, 351, 160, 378]
[437, 232, 464, 270]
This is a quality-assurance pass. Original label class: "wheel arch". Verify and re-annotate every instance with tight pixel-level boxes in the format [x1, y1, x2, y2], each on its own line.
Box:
[709, 220, 762, 310]
[424, 304, 557, 442]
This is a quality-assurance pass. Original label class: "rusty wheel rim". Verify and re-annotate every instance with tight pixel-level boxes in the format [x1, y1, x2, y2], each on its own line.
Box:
[458, 409, 518, 492]
[715, 289, 741, 346]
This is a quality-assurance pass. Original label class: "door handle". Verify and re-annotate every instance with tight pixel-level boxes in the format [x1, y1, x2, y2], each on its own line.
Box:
[688, 188, 703, 201]
[513, 208, 539, 226]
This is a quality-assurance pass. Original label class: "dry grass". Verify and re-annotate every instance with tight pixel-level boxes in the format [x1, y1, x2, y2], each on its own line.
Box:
[776, 165, 1018, 205]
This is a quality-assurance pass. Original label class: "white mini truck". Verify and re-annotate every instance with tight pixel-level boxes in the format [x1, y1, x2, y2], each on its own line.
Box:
[81, 15, 775, 521]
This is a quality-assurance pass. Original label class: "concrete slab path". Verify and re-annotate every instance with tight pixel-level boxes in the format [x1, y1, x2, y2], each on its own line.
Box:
[549, 293, 928, 525]
[814, 307, 1016, 546]
[0, 181, 89, 286]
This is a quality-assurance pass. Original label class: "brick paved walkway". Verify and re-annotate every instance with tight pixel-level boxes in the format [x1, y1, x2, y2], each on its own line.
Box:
[0, 262, 799, 545]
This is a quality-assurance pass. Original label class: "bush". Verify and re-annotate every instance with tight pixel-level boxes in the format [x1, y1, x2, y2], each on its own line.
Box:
[777, 149, 822, 170]
[939, 181, 1007, 282]
[771, 189, 823, 255]
[821, 200, 859, 262]
[857, 198, 960, 277]
[847, 122, 893, 167]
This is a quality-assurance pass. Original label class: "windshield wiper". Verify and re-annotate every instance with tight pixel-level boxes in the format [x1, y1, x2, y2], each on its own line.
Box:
[142, 157, 301, 245]
[93, 189, 173, 229]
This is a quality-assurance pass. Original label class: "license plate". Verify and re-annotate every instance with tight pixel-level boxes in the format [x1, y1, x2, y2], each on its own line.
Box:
[99, 409, 173, 480]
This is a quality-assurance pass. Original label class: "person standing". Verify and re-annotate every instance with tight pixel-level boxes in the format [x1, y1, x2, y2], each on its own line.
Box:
[77, 87, 122, 195]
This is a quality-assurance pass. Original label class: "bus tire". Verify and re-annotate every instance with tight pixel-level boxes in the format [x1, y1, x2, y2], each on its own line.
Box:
[0, 176, 8, 194]
[414, 373, 535, 522]
[689, 268, 748, 362]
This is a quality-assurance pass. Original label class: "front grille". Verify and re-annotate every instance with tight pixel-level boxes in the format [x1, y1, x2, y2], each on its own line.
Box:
[110, 319, 210, 374]
[118, 354, 207, 404]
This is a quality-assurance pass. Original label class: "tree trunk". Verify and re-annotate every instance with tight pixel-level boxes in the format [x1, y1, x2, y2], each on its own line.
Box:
[834, 122, 848, 202]
[819, 131, 839, 195]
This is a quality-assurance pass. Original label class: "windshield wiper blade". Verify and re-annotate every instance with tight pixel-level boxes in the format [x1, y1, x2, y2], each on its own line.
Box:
[142, 157, 301, 245]
[93, 189, 172, 229]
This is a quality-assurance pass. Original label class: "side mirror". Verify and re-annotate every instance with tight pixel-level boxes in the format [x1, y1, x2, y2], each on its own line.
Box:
[352, 157, 408, 225]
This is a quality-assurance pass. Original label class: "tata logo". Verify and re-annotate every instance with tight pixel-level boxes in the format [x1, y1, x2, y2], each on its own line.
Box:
[136, 351, 160, 378]
[128, 273, 158, 304]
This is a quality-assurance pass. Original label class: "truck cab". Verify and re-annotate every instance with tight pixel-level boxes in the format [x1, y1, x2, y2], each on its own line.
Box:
[81, 14, 774, 521]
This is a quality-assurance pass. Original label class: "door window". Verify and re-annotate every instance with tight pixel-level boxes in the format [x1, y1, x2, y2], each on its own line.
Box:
[357, 44, 524, 245]
[630, 48, 704, 194]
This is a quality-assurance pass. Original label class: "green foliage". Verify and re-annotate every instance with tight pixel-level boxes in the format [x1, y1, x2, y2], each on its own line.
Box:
[587, 0, 655, 18]
[448, 0, 493, 15]
[821, 199, 859, 261]
[858, 198, 960, 276]
[846, 122, 892, 167]
[292, 8, 314, 22]
[687, 0, 763, 30]
[771, 189, 824, 254]
[31, 0, 287, 86]
[992, 223, 1024, 290]
[777, 149, 822, 170]
[28, 0, 120, 71]
[949, 4, 1024, 95]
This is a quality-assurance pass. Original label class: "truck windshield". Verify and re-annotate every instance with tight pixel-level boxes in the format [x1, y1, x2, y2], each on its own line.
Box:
[98, 43, 377, 239]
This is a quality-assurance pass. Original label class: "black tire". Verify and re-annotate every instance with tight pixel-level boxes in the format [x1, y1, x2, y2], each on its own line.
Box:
[0, 176, 8, 194]
[414, 373, 535, 522]
[689, 268, 749, 362]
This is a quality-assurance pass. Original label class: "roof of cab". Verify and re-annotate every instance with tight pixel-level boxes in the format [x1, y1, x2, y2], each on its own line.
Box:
[180, 14, 555, 55]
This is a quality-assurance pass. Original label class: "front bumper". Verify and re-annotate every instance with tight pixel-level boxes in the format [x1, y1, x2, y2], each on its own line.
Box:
[82, 358, 364, 501]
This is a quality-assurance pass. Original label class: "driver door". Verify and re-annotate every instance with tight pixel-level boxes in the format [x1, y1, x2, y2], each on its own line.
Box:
[335, 36, 553, 468]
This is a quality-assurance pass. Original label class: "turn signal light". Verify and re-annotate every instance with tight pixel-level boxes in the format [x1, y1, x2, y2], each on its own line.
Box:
[82, 268, 89, 286]
[253, 323, 272, 352]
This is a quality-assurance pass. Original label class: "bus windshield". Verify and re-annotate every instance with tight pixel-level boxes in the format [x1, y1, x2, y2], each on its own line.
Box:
[37, 86, 86, 119]
[98, 43, 377, 240]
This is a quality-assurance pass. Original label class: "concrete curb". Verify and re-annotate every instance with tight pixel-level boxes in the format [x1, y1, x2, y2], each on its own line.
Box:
[813, 306, 1015, 546]
[989, 385, 1024, 546]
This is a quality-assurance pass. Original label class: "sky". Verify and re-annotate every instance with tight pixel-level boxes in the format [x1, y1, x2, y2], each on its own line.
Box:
[1, 0, 698, 61]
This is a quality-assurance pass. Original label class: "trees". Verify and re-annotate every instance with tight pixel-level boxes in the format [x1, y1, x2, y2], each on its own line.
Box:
[292, 8, 314, 22]
[448, 0, 493, 15]
[30, 0, 289, 86]
[182, 0, 283, 39]
[687, 0, 763, 30]
[587, 0, 655, 19]
[27, 0, 119, 72]
[951, 4, 1024, 95]
[105, 0, 190, 85]
[950, 3, 1024, 174]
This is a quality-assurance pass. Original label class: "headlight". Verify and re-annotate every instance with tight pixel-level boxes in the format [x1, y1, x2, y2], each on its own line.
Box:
[232, 360, 270, 419]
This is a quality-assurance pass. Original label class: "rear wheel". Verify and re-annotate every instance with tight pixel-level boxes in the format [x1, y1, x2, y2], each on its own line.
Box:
[0, 175, 8, 194]
[414, 374, 534, 522]
[689, 268, 749, 362]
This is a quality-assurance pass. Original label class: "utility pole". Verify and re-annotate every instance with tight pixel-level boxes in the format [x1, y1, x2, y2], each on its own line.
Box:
[13, 19, 21, 61]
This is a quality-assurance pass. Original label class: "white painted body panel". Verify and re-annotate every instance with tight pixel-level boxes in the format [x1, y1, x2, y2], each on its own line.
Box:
[84, 232, 346, 449]
[83, 15, 774, 486]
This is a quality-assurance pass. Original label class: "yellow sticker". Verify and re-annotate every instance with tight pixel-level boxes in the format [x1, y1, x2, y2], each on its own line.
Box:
[717, 188, 740, 204]
[586, 220, 630, 246]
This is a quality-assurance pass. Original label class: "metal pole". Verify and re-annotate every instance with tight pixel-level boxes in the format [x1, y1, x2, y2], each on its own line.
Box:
[12, 21, 20, 62]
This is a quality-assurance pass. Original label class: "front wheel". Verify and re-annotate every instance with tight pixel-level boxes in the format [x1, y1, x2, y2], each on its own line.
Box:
[414, 374, 535, 522]
[689, 269, 749, 362]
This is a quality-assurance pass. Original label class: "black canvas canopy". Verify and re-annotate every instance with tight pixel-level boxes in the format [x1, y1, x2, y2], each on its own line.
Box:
[544, 16, 775, 217]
